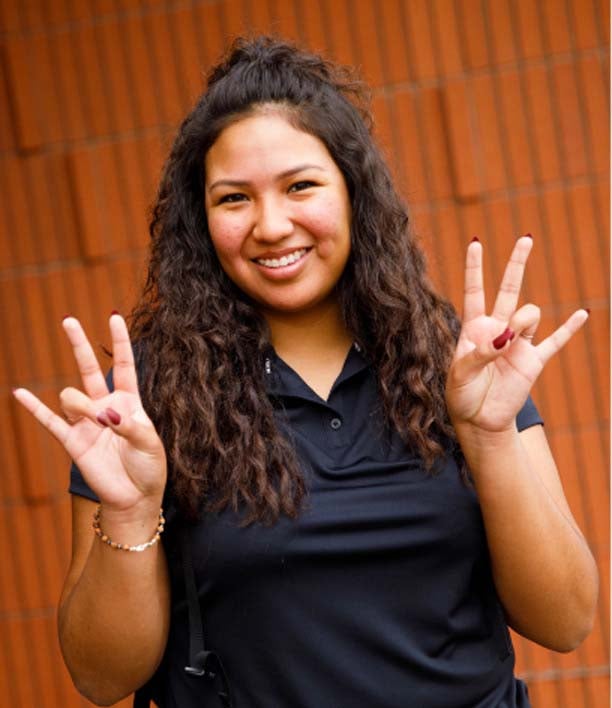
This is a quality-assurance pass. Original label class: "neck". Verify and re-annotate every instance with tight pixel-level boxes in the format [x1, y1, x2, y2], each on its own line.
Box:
[263, 298, 353, 363]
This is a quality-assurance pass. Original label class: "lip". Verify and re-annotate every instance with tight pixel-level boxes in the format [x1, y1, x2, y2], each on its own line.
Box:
[251, 246, 311, 260]
[251, 247, 311, 279]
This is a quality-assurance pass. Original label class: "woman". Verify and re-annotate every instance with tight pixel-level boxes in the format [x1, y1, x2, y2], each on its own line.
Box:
[13, 37, 597, 708]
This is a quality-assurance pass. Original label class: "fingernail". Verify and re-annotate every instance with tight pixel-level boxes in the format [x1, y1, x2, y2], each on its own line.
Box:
[523, 233, 533, 239]
[96, 411, 110, 427]
[110, 310, 120, 316]
[493, 327, 515, 350]
[585, 308, 591, 315]
[471, 236, 480, 243]
[62, 314, 72, 321]
[105, 408, 121, 425]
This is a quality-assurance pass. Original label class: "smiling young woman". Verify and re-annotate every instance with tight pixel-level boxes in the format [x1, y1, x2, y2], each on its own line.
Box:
[13, 36, 597, 708]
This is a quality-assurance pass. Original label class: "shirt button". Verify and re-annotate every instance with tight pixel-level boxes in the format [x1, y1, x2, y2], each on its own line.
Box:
[330, 417, 342, 430]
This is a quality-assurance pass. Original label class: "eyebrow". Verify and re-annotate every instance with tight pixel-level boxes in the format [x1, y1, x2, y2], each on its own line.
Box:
[208, 164, 326, 191]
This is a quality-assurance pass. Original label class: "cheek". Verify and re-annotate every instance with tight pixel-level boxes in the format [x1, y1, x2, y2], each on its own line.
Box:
[208, 218, 247, 260]
[304, 199, 351, 257]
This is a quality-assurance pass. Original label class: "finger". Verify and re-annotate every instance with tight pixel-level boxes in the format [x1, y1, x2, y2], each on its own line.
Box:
[110, 313, 139, 394]
[508, 303, 541, 344]
[535, 309, 589, 365]
[59, 386, 103, 425]
[13, 388, 72, 445]
[100, 404, 162, 456]
[463, 239, 485, 321]
[63, 317, 109, 400]
[491, 236, 533, 323]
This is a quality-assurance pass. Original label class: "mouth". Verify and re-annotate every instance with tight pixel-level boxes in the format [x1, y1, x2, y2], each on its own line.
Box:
[252, 248, 309, 269]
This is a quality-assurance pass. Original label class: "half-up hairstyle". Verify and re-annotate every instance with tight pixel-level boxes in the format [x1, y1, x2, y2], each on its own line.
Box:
[130, 36, 461, 525]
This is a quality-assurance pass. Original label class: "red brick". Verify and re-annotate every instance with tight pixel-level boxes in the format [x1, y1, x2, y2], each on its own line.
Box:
[268, 0, 300, 41]
[456, 0, 489, 69]
[486, 0, 516, 64]
[0, 395, 22, 499]
[121, 15, 162, 130]
[0, 0, 22, 32]
[145, 11, 186, 127]
[441, 80, 480, 201]
[97, 18, 137, 133]
[298, 0, 329, 54]
[87, 263, 120, 349]
[431, 0, 463, 75]
[377, 0, 410, 84]
[587, 308, 610, 416]
[322, 0, 357, 69]
[0, 278, 34, 382]
[561, 328, 600, 427]
[0, 502, 20, 611]
[483, 198, 514, 288]
[536, 313, 571, 429]
[50, 29, 89, 142]
[247, 0, 273, 35]
[589, 675, 611, 708]
[68, 143, 133, 259]
[170, 7, 207, 103]
[220, 0, 249, 38]
[514, 193, 553, 307]
[431, 203, 465, 307]
[0, 54, 16, 152]
[541, 189, 581, 305]
[403, 0, 437, 80]
[579, 428, 610, 550]
[523, 64, 561, 182]
[352, 0, 385, 88]
[552, 61, 589, 179]
[42, 0, 72, 26]
[514, 0, 544, 60]
[419, 88, 454, 201]
[596, 0, 610, 43]
[43, 272, 74, 377]
[568, 184, 608, 302]
[568, 0, 600, 49]
[0, 158, 36, 268]
[497, 71, 535, 188]
[115, 139, 152, 250]
[471, 73, 507, 194]
[5, 619, 39, 706]
[578, 55, 610, 175]
[371, 94, 395, 175]
[20, 273, 58, 382]
[391, 90, 429, 204]
[193, 3, 226, 69]
[541, 0, 572, 54]
[71, 24, 114, 138]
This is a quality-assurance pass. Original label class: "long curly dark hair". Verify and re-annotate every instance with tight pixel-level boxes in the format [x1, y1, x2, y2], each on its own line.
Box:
[130, 36, 461, 525]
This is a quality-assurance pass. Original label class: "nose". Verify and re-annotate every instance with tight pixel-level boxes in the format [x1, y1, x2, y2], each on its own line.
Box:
[252, 196, 293, 242]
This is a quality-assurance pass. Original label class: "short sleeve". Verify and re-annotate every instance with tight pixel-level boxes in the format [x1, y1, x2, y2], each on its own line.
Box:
[516, 395, 543, 432]
[68, 368, 114, 502]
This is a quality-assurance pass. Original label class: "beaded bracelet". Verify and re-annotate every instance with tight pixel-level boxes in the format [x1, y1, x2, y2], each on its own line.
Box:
[92, 505, 165, 552]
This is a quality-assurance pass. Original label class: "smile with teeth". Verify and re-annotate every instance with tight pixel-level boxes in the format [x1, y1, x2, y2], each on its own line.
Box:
[254, 248, 308, 269]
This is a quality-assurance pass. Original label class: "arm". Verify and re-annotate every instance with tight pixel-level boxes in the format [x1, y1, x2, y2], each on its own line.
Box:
[14, 314, 170, 705]
[58, 495, 170, 705]
[446, 236, 598, 652]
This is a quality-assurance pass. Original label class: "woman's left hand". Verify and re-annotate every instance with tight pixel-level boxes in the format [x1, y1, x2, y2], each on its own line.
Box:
[445, 235, 589, 433]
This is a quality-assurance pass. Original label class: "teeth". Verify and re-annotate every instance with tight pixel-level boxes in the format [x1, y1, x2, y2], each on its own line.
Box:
[256, 249, 306, 268]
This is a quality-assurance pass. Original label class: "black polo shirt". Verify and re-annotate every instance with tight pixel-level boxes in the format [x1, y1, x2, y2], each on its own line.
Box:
[70, 344, 541, 707]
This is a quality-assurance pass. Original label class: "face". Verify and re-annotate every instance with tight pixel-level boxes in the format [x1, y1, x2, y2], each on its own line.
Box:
[204, 112, 352, 317]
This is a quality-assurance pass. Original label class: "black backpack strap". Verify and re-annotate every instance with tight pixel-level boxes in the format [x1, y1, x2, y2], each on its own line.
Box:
[181, 525, 233, 708]
[133, 524, 232, 708]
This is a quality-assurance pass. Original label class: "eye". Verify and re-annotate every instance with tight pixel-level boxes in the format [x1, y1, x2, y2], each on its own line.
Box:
[218, 193, 248, 204]
[288, 180, 317, 193]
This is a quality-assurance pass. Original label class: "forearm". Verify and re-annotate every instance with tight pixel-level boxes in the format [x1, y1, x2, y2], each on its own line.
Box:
[456, 424, 598, 652]
[59, 504, 171, 705]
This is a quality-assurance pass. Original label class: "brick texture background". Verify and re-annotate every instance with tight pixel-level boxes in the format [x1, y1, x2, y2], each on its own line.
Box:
[0, 1, 609, 706]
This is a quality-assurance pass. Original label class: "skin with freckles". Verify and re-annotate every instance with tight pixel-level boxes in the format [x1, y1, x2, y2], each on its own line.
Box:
[204, 111, 352, 320]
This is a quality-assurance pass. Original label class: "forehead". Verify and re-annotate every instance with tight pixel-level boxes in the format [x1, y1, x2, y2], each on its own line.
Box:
[204, 112, 335, 177]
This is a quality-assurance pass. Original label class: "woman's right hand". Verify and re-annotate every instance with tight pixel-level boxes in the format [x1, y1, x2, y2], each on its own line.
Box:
[13, 314, 167, 514]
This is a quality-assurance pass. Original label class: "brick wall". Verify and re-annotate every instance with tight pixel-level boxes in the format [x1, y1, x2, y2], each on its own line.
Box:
[1, 1, 609, 706]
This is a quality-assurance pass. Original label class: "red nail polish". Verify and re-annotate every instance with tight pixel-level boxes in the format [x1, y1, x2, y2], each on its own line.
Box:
[585, 308, 591, 315]
[110, 310, 120, 316]
[471, 236, 480, 243]
[105, 408, 121, 425]
[523, 233, 533, 239]
[493, 327, 514, 350]
[96, 412, 110, 427]
[62, 314, 72, 321]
